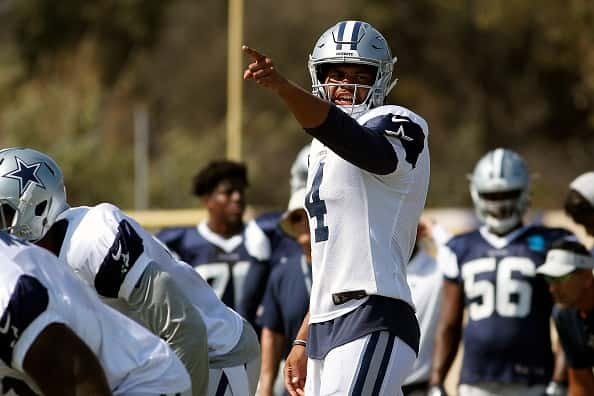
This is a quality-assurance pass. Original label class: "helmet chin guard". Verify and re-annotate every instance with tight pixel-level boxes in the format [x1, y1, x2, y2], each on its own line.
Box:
[308, 20, 397, 118]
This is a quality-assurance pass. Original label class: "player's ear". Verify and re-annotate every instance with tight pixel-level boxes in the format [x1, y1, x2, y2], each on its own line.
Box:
[199, 194, 210, 209]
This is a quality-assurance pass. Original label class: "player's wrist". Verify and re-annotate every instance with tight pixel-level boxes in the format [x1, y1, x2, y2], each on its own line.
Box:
[292, 339, 307, 348]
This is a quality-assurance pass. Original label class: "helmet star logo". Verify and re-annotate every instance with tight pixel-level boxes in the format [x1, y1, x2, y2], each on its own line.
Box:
[2, 157, 46, 197]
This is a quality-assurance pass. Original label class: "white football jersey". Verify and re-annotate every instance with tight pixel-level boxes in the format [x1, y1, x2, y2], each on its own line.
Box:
[306, 105, 430, 323]
[57, 203, 244, 358]
[0, 232, 190, 395]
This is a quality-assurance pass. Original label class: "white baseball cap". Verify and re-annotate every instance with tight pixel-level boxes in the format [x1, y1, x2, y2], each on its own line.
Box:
[280, 187, 307, 238]
[537, 248, 594, 277]
[570, 172, 594, 207]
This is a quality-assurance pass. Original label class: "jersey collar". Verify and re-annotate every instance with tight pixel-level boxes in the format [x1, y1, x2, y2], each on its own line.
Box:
[197, 221, 244, 253]
[479, 224, 532, 249]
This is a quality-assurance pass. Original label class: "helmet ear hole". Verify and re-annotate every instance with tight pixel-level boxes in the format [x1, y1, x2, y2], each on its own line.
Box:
[35, 200, 48, 216]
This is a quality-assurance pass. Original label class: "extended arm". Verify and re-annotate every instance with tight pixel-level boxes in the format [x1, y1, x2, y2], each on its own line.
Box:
[430, 280, 464, 387]
[258, 328, 287, 396]
[284, 312, 309, 396]
[242, 46, 397, 174]
[23, 323, 112, 396]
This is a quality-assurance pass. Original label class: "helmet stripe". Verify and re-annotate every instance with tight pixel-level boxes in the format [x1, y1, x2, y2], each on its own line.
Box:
[350, 21, 362, 50]
[492, 148, 504, 179]
[335, 21, 347, 50]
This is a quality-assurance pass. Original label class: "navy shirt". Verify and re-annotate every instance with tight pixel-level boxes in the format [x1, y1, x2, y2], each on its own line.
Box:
[444, 225, 572, 385]
[554, 307, 594, 369]
[253, 211, 302, 268]
[257, 253, 311, 358]
[156, 223, 269, 328]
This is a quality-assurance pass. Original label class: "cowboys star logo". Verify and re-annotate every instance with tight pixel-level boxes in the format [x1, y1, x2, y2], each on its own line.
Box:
[2, 157, 46, 197]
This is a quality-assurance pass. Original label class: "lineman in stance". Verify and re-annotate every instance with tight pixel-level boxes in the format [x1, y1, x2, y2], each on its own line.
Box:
[0, 230, 191, 395]
[0, 147, 260, 396]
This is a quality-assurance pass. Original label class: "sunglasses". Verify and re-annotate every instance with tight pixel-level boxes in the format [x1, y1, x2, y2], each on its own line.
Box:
[542, 271, 576, 284]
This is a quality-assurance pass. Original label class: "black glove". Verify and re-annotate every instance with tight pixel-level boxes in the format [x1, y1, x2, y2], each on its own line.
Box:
[427, 384, 448, 396]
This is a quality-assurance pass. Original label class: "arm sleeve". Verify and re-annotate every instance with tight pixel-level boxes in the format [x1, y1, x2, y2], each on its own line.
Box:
[68, 204, 152, 300]
[256, 272, 284, 334]
[304, 105, 398, 175]
[127, 261, 209, 395]
[0, 274, 66, 373]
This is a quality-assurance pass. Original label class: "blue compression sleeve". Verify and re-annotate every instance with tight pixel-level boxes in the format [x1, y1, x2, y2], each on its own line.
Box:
[304, 105, 398, 175]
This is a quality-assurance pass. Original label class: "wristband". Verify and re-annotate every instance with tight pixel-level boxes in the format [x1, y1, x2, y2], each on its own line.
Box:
[292, 339, 307, 347]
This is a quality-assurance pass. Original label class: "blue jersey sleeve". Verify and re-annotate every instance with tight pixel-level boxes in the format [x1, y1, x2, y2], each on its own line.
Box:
[0, 275, 49, 367]
[94, 219, 145, 298]
[238, 259, 271, 330]
[363, 113, 425, 169]
[256, 269, 284, 333]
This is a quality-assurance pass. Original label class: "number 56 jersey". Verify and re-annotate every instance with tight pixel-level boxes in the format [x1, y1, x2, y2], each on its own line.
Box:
[440, 224, 572, 385]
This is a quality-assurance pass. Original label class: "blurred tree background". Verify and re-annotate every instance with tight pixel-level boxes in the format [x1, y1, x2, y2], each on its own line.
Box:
[0, 0, 592, 212]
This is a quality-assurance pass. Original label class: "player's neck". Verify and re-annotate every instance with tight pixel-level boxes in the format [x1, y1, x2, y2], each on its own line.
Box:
[206, 219, 242, 238]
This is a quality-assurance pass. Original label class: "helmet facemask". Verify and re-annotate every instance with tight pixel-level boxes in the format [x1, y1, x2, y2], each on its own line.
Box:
[471, 188, 529, 235]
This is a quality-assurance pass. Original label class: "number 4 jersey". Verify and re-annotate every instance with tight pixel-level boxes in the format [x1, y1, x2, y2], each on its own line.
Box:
[306, 104, 430, 324]
[440, 224, 572, 385]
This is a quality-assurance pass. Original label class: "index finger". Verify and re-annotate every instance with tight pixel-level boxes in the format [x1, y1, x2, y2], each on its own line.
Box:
[242, 45, 266, 62]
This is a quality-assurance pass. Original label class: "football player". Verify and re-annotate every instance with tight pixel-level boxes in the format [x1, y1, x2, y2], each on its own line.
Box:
[537, 239, 594, 396]
[244, 20, 430, 395]
[0, 148, 260, 396]
[156, 160, 270, 330]
[429, 148, 570, 396]
[256, 187, 311, 396]
[0, 230, 191, 396]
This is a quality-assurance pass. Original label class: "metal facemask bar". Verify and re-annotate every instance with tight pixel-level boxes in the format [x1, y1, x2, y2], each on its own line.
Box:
[316, 81, 374, 116]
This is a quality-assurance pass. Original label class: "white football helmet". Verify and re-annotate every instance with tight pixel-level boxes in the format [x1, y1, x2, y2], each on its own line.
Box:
[469, 148, 530, 235]
[0, 147, 69, 241]
[308, 20, 397, 118]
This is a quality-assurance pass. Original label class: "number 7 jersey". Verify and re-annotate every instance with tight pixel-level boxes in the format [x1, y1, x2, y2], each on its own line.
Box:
[440, 224, 572, 385]
[306, 105, 430, 324]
